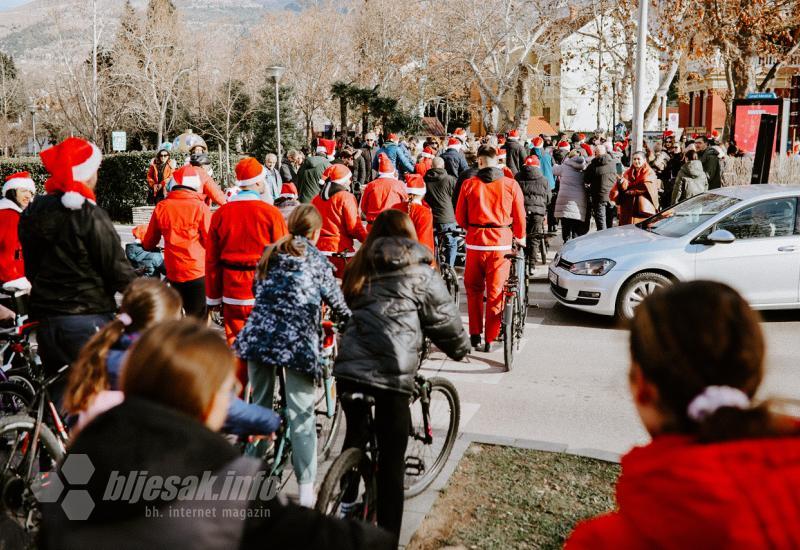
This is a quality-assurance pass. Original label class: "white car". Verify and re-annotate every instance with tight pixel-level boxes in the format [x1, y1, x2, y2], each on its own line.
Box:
[549, 185, 800, 320]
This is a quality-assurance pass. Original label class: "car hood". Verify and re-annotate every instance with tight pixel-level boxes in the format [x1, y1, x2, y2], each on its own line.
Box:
[560, 225, 672, 262]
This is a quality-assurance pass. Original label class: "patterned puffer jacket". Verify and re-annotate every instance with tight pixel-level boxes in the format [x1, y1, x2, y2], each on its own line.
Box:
[334, 237, 470, 395]
[234, 236, 350, 379]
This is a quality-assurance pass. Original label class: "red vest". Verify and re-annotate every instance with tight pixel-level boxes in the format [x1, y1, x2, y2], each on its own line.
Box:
[0, 200, 25, 285]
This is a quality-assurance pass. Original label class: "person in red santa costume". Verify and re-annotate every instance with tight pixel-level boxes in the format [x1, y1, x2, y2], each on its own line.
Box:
[0, 172, 36, 290]
[360, 153, 407, 230]
[142, 165, 211, 319]
[393, 173, 434, 254]
[206, 157, 288, 357]
[311, 164, 367, 278]
[415, 146, 436, 176]
[456, 145, 526, 352]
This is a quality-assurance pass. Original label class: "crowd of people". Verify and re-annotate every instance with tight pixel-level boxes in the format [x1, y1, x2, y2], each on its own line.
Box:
[0, 124, 796, 548]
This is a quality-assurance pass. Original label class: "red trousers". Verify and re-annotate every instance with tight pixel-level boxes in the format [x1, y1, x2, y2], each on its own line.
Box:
[464, 249, 511, 344]
[223, 303, 252, 389]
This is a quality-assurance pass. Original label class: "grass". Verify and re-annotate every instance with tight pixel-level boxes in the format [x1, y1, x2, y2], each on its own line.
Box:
[407, 444, 620, 550]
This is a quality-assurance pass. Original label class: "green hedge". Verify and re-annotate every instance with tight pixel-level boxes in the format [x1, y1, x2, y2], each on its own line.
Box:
[0, 151, 240, 223]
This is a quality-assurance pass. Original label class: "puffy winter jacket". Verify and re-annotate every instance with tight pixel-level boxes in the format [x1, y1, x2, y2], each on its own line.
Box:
[553, 156, 589, 221]
[700, 147, 722, 190]
[423, 167, 457, 224]
[296, 154, 331, 204]
[19, 194, 135, 318]
[671, 160, 709, 204]
[515, 165, 551, 217]
[440, 147, 469, 179]
[585, 154, 620, 205]
[372, 142, 415, 176]
[334, 237, 470, 395]
[533, 147, 556, 189]
[503, 139, 528, 176]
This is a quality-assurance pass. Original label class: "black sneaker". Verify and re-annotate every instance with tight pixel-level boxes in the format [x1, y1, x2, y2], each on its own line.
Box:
[470, 334, 483, 350]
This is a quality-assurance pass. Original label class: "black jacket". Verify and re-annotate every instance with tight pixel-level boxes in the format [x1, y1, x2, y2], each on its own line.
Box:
[19, 193, 134, 318]
[585, 154, 619, 204]
[700, 147, 722, 189]
[503, 139, 528, 176]
[440, 148, 469, 180]
[279, 161, 297, 183]
[351, 152, 368, 194]
[515, 165, 551, 217]
[42, 397, 393, 550]
[360, 144, 379, 183]
[334, 238, 470, 395]
[423, 167, 456, 224]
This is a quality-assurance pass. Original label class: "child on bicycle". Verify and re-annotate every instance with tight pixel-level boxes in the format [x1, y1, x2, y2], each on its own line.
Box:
[64, 278, 279, 437]
[234, 204, 350, 508]
[334, 209, 470, 542]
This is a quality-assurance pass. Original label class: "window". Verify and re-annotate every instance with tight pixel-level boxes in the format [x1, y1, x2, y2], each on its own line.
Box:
[543, 107, 551, 123]
[716, 198, 798, 240]
[641, 193, 741, 238]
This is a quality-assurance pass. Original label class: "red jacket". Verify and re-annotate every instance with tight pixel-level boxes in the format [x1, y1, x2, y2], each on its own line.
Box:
[415, 158, 432, 176]
[198, 170, 227, 207]
[142, 189, 211, 282]
[205, 191, 287, 306]
[360, 176, 406, 225]
[0, 199, 26, 285]
[567, 434, 800, 549]
[392, 200, 434, 254]
[455, 167, 526, 250]
[312, 183, 367, 255]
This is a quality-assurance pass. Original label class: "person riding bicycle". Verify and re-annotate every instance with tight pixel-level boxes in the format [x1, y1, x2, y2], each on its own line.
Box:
[334, 209, 470, 543]
[311, 164, 367, 278]
[456, 145, 526, 352]
[63, 279, 279, 437]
[45, 319, 393, 549]
[235, 205, 350, 508]
[0, 172, 36, 291]
[515, 155, 551, 274]
[392, 173, 434, 254]
[424, 156, 459, 266]
[360, 154, 406, 231]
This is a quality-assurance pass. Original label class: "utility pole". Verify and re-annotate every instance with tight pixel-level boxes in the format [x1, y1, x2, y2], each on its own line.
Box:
[632, 0, 648, 152]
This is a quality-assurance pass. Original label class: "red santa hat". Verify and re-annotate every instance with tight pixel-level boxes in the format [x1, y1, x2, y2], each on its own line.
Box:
[580, 143, 594, 157]
[524, 155, 540, 167]
[496, 149, 507, 161]
[325, 164, 352, 185]
[279, 182, 298, 199]
[507, 129, 520, 140]
[39, 137, 101, 210]
[420, 146, 435, 159]
[662, 130, 674, 139]
[453, 127, 467, 143]
[578, 133, 586, 141]
[386, 133, 398, 142]
[557, 140, 571, 151]
[446, 137, 462, 149]
[404, 173, 426, 196]
[171, 165, 203, 192]
[235, 157, 267, 187]
[376, 153, 395, 177]
[316, 138, 336, 159]
[532, 136, 544, 149]
[709, 129, 720, 141]
[3, 171, 36, 195]
[497, 135, 507, 146]
[502, 166, 514, 179]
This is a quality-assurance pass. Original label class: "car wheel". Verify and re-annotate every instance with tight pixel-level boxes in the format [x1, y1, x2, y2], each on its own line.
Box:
[616, 272, 671, 321]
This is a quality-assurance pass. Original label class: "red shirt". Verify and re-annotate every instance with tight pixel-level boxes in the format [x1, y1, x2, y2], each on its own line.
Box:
[455, 170, 526, 249]
[312, 187, 367, 254]
[392, 200, 434, 255]
[0, 199, 25, 285]
[360, 176, 406, 225]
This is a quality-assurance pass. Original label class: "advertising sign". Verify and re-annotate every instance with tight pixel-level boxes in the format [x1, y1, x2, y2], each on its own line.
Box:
[112, 131, 127, 152]
[732, 99, 781, 154]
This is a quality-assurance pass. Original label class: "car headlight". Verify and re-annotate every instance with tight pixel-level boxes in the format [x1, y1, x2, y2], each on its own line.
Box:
[568, 259, 616, 276]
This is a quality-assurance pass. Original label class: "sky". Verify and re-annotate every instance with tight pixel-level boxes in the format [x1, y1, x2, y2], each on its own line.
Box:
[0, 0, 31, 10]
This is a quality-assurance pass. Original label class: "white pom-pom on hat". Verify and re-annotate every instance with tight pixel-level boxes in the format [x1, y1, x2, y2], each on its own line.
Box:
[61, 191, 86, 210]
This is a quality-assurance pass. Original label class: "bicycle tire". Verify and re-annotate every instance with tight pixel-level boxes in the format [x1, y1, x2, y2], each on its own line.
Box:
[0, 382, 33, 416]
[316, 447, 376, 523]
[404, 377, 461, 497]
[503, 295, 516, 371]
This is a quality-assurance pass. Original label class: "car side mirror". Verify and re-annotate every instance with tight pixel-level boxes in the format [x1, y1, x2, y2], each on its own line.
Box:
[705, 229, 736, 245]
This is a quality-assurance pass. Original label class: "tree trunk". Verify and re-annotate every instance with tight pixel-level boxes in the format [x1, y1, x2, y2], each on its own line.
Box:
[723, 58, 736, 142]
[339, 97, 347, 136]
[643, 59, 680, 130]
[513, 64, 531, 135]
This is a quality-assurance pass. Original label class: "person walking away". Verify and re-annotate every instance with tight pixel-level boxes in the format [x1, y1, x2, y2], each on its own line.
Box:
[275, 182, 301, 221]
[503, 129, 528, 176]
[456, 145, 526, 352]
[360, 153, 407, 230]
[441, 136, 470, 179]
[335, 209, 470, 543]
[553, 150, 589, 241]
[235, 205, 350, 508]
[206, 157, 287, 385]
[189, 153, 227, 207]
[142, 166, 211, 319]
[280, 150, 303, 184]
[609, 151, 659, 226]
[45, 319, 393, 549]
[392, 174, 434, 254]
[585, 144, 619, 230]
[695, 135, 722, 190]
[18, 137, 135, 401]
[360, 132, 380, 183]
[671, 149, 708, 205]
[515, 156, 550, 274]
[424, 156, 459, 266]
[531, 136, 556, 190]
[146, 147, 174, 205]
[373, 133, 415, 178]
[297, 139, 333, 203]
[0, 172, 36, 290]
[415, 146, 436, 176]
[262, 153, 283, 204]
[567, 281, 800, 549]
[312, 164, 367, 278]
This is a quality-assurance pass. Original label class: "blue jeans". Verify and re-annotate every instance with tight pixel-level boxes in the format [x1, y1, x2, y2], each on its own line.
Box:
[435, 223, 459, 266]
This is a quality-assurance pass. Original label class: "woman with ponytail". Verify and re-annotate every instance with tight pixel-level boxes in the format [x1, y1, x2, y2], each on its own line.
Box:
[235, 203, 350, 508]
[567, 281, 800, 549]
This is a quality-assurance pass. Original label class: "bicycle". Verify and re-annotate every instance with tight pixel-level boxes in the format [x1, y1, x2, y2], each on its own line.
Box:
[0, 323, 42, 414]
[433, 228, 461, 305]
[314, 373, 460, 518]
[500, 241, 529, 371]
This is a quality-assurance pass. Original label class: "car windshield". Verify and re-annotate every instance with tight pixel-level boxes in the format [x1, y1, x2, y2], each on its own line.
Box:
[639, 193, 741, 238]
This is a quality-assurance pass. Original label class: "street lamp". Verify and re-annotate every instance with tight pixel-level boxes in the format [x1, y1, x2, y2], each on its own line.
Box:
[631, 0, 648, 152]
[28, 101, 37, 154]
[264, 66, 286, 163]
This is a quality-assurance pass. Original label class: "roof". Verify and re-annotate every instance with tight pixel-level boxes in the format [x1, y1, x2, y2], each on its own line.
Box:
[421, 117, 446, 137]
[527, 116, 558, 137]
[710, 184, 800, 199]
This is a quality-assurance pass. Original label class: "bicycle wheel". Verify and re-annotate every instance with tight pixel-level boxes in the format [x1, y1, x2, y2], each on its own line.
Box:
[315, 381, 342, 461]
[503, 294, 516, 371]
[404, 377, 461, 498]
[441, 265, 459, 306]
[0, 382, 33, 416]
[316, 447, 376, 523]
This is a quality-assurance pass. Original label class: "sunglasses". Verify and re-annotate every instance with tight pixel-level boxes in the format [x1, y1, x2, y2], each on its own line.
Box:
[159, 153, 169, 157]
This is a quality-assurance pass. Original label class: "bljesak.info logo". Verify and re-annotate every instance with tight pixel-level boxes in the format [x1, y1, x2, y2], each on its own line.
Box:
[33, 454, 279, 521]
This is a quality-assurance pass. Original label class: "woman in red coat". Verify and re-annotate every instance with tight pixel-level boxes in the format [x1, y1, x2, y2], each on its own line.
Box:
[0, 172, 36, 288]
[609, 151, 659, 225]
[567, 281, 800, 549]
